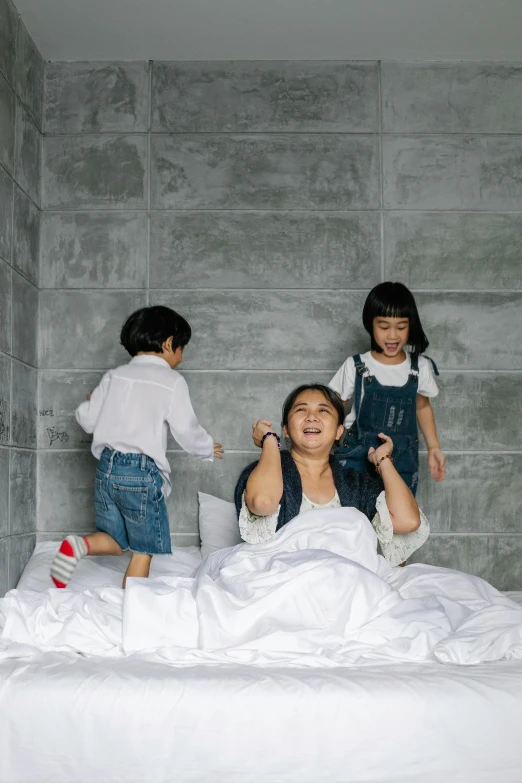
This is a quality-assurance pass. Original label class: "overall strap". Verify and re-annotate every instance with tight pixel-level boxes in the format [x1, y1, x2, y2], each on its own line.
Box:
[423, 355, 440, 376]
[353, 354, 366, 375]
[409, 353, 419, 382]
[352, 355, 369, 421]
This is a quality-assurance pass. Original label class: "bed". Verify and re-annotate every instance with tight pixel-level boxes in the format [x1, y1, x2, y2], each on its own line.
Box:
[2, 506, 522, 783]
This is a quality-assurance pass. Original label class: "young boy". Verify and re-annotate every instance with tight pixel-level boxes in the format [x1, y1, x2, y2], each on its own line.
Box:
[50, 305, 223, 589]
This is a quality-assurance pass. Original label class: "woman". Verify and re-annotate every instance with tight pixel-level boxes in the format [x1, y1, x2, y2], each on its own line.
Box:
[234, 383, 429, 566]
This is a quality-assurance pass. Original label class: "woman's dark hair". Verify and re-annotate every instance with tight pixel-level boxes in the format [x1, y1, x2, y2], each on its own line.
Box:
[120, 306, 191, 356]
[362, 282, 429, 357]
[281, 384, 345, 428]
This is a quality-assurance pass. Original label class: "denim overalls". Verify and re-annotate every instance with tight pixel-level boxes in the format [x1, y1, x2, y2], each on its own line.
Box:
[336, 354, 432, 497]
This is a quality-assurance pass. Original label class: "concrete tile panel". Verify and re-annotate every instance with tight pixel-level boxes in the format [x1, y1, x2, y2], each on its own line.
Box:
[45, 61, 150, 133]
[152, 289, 368, 370]
[38, 451, 97, 532]
[171, 534, 201, 548]
[14, 20, 43, 128]
[408, 535, 471, 574]
[0, 0, 17, 87]
[383, 135, 522, 211]
[11, 360, 37, 447]
[0, 258, 11, 355]
[12, 185, 39, 285]
[150, 211, 381, 289]
[385, 212, 522, 290]
[39, 290, 146, 369]
[382, 63, 522, 133]
[417, 454, 522, 534]
[166, 451, 255, 535]
[152, 61, 379, 133]
[0, 448, 9, 537]
[432, 373, 522, 451]
[0, 166, 13, 264]
[0, 353, 11, 444]
[175, 371, 332, 451]
[151, 134, 380, 210]
[14, 102, 41, 206]
[9, 448, 36, 534]
[486, 536, 522, 590]
[12, 271, 38, 366]
[40, 212, 148, 289]
[43, 134, 148, 210]
[415, 292, 522, 370]
[0, 537, 7, 596]
[38, 370, 104, 449]
[0, 72, 15, 174]
[409, 535, 522, 591]
[8, 533, 36, 589]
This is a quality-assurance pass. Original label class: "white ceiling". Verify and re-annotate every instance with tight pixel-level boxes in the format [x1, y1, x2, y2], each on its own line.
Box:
[14, 0, 522, 62]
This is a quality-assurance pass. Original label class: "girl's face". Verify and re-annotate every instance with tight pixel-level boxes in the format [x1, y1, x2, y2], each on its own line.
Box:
[372, 316, 409, 358]
[284, 390, 344, 454]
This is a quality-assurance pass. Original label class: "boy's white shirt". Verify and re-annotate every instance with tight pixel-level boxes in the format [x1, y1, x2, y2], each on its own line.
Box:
[329, 351, 439, 428]
[75, 355, 214, 497]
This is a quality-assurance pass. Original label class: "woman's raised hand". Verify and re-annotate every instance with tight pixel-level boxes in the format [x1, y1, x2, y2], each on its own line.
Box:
[252, 419, 276, 448]
[367, 433, 394, 466]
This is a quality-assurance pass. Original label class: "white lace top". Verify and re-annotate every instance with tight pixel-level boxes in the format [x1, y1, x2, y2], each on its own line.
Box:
[239, 490, 430, 567]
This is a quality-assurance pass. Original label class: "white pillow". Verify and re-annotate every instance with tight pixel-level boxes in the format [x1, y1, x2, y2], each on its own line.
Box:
[16, 541, 203, 593]
[198, 491, 242, 558]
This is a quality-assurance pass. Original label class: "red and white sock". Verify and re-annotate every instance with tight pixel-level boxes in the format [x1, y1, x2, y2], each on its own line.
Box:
[50, 535, 90, 588]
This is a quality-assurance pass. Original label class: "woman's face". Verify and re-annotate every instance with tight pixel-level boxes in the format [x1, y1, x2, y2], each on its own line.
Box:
[284, 390, 344, 454]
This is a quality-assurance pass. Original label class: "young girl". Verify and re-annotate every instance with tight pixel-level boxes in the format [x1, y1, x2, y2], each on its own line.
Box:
[330, 282, 445, 497]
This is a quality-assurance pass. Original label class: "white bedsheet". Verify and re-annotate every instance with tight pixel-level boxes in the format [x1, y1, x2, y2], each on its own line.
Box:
[1, 508, 522, 666]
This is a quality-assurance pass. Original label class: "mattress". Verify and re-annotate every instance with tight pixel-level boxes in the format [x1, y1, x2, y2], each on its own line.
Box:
[2, 653, 522, 783]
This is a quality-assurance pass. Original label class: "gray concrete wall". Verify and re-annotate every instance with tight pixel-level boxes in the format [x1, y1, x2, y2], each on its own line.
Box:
[39, 61, 522, 589]
[0, 0, 42, 595]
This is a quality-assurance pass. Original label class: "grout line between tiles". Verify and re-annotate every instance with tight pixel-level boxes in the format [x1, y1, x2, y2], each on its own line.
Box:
[34, 366, 522, 374]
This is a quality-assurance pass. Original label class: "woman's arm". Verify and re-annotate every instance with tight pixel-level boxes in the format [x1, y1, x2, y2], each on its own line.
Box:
[368, 435, 420, 533]
[417, 395, 445, 482]
[244, 420, 284, 516]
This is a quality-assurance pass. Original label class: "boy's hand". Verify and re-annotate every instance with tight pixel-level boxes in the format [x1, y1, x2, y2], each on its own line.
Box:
[428, 447, 445, 482]
[213, 442, 224, 459]
[251, 420, 276, 448]
[86, 392, 91, 401]
[367, 433, 394, 466]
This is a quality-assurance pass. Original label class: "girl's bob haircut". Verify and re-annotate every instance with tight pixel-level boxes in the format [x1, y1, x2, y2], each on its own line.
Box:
[362, 282, 429, 357]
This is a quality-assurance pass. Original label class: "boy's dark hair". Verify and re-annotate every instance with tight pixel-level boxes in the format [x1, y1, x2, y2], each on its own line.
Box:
[120, 306, 191, 357]
[362, 282, 429, 357]
[281, 384, 345, 428]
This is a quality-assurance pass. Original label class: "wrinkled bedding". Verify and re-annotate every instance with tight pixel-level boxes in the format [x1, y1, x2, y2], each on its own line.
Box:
[2, 508, 521, 667]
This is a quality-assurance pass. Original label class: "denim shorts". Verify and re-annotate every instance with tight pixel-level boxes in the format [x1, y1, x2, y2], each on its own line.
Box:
[94, 448, 172, 555]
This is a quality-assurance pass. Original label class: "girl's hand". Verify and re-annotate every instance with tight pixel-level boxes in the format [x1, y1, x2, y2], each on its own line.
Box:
[213, 442, 224, 459]
[252, 420, 277, 448]
[428, 447, 445, 481]
[87, 392, 91, 401]
[367, 433, 394, 466]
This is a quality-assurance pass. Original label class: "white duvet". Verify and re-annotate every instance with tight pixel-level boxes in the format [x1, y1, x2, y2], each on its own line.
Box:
[1, 507, 522, 667]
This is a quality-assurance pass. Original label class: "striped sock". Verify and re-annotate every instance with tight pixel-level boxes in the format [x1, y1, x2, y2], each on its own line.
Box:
[50, 535, 90, 588]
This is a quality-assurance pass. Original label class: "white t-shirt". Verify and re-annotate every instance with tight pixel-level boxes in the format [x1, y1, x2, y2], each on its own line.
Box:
[75, 355, 214, 496]
[329, 352, 439, 428]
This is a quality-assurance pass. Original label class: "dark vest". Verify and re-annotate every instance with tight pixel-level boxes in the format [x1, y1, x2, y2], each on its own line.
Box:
[234, 450, 381, 531]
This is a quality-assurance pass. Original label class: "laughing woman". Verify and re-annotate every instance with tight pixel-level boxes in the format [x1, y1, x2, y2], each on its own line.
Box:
[234, 384, 429, 566]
